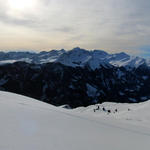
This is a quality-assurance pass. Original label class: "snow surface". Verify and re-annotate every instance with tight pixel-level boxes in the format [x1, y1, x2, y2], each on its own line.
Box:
[0, 91, 150, 150]
[0, 60, 18, 64]
[73, 101, 150, 129]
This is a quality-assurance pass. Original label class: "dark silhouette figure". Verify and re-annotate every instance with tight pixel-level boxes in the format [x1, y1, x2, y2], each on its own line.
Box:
[107, 110, 111, 113]
[102, 107, 106, 111]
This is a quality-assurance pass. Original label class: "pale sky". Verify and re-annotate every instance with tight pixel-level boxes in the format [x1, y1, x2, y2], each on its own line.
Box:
[0, 0, 150, 56]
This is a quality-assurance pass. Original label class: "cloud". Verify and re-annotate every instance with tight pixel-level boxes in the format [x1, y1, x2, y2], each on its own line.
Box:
[0, 0, 150, 55]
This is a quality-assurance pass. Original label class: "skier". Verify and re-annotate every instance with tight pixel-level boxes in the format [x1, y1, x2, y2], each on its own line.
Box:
[102, 107, 106, 111]
[107, 110, 111, 113]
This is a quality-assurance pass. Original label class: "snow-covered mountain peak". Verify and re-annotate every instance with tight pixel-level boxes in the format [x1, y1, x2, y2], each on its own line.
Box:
[67, 47, 91, 57]
[47, 48, 150, 69]
[57, 48, 91, 67]
[92, 49, 108, 57]
[0, 48, 149, 69]
[111, 52, 130, 60]
[70, 47, 88, 52]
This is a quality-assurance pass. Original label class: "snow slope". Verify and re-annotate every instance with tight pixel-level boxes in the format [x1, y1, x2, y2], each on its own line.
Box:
[0, 91, 150, 150]
[73, 101, 150, 128]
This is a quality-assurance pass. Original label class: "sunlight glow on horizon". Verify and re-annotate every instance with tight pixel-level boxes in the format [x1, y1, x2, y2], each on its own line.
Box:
[0, 0, 149, 56]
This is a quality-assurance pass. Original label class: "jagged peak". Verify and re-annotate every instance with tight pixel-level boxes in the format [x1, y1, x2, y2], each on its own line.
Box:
[113, 52, 130, 58]
[0, 48, 148, 69]
[70, 47, 89, 53]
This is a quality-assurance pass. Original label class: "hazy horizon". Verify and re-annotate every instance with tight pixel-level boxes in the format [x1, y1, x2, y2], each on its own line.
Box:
[0, 47, 148, 59]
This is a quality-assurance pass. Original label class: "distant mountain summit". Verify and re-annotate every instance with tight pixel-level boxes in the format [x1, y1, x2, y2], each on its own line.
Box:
[0, 47, 149, 70]
[0, 48, 150, 107]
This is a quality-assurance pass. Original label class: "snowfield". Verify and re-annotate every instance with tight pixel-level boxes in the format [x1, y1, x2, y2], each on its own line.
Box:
[0, 91, 150, 150]
[72, 102, 150, 128]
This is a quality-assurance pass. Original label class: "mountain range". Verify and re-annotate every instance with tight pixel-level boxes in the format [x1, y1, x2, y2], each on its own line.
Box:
[0, 47, 149, 69]
[0, 47, 150, 108]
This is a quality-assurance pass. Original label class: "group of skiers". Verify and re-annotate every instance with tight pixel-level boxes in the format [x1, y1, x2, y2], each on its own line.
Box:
[93, 105, 118, 114]
[93, 104, 132, 115]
